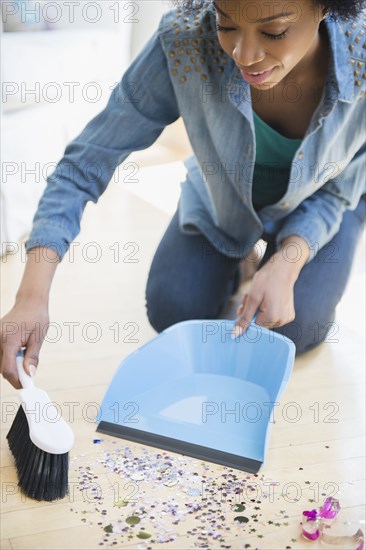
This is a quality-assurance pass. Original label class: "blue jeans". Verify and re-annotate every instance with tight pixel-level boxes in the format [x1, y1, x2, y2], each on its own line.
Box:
[145, 195, 366, 355]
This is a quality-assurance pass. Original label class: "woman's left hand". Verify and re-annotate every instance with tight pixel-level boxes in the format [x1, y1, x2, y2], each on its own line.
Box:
[232, 235, 310, 337]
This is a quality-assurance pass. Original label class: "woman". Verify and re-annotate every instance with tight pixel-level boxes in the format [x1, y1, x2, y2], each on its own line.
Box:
[1, 0, 365, 387]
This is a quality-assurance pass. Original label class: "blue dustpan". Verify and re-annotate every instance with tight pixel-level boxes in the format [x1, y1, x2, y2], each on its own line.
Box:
[97, 319, 295, 473]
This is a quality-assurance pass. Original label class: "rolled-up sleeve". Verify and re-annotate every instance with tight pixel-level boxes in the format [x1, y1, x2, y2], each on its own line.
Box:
[24, 22, 180, 260]
[275, 142, 366, 262]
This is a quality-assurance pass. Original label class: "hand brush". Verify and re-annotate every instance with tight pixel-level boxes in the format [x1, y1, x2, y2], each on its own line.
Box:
[6, 347, 74, 501]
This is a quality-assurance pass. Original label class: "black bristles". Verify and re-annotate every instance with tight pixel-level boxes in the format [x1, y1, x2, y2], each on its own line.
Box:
[6, 406, 69, 502]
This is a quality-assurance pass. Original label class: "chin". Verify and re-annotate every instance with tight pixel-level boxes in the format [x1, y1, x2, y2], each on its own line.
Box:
[251, 81, 279, 90]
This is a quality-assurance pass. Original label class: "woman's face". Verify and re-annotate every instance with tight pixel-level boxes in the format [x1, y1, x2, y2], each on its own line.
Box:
[213, 0, 327, 89]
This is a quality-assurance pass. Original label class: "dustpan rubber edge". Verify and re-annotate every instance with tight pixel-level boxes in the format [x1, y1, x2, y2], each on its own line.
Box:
[96, 421, 262, 474]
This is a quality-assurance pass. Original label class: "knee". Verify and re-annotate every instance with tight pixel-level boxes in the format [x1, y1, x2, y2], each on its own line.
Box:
[145, 289, 187, 333]
[145, 275, 212, 333]
[273, 311, 336, 356]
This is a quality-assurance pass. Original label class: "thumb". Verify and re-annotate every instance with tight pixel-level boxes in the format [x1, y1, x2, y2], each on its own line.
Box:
[23, 333, 41, 377]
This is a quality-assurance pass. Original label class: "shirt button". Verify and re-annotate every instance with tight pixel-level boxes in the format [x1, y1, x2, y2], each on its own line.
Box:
[281, 202, 290, 209]
[297, 152, 304, 159]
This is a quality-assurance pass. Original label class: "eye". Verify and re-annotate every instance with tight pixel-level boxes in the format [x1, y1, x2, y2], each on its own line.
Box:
[262, 29, 289, 40]
[215, 23, 289, 40]
[215, 23, 235, 33]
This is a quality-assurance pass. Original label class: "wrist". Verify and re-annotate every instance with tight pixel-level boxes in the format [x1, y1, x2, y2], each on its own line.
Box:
[269, 252, 301, 284]
[15, 247, 59, 305]
[270, 236, 310, 283]
[15, 290, 49, 306]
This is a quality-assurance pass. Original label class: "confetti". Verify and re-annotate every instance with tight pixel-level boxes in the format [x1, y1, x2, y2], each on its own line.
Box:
[114, 500, 128, 508]
[232, 504, 245, 512]
[68, 438, 307, 547]
[126, 516, 141, 526]
[136, 531, 152, 539]
[234, 516, 249, 524]
[186, 487, 201, 496]
[131, 472, 146, 481]
[163, 479, 178, 487]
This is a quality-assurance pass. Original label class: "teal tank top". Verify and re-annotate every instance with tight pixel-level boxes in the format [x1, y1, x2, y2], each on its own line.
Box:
[252, 110, 302, 210]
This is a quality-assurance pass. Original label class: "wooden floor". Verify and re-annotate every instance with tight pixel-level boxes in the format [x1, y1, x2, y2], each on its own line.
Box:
[1, 165, 365, 549]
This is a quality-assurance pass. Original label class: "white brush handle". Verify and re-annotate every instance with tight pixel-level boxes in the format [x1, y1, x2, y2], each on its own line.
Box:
[16, 349, 35, 389]
[16, 347, 75, 453]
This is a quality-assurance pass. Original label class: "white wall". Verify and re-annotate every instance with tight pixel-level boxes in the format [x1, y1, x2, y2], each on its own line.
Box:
[130, 1, 173, 60]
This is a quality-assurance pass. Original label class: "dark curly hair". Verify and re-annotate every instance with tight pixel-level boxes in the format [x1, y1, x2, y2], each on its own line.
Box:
[172, 0, 366, 22]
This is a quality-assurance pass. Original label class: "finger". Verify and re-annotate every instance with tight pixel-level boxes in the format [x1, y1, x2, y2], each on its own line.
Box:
[23, 332, 41, 377]
[232, 293, 260, 339]
[237, 293, 261, 334]
[236, 293, 248, 317]
[1, 345, 22, 389]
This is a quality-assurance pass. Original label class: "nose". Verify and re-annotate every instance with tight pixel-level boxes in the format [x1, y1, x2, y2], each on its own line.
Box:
[232, 36, 266, 69]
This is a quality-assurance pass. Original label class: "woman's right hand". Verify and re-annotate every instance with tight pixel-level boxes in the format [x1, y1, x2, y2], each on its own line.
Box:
[0, 298, 50, 389]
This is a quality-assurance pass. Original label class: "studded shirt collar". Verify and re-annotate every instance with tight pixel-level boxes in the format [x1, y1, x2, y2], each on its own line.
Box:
[323, 16, 360, 103]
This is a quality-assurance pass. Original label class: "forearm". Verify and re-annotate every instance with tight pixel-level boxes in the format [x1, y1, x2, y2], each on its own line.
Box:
[15, 247, 60, 304]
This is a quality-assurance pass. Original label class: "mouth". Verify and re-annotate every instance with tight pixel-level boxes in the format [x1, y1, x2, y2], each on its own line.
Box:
[246, 69, 270, 75]
[238, 66, 276, 84]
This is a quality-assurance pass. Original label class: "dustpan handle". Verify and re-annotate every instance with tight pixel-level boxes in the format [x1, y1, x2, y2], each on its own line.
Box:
[16, 348, 36, 389]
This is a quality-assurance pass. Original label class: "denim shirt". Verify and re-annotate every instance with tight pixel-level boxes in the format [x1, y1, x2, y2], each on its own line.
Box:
[25, 1, 366, 262]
